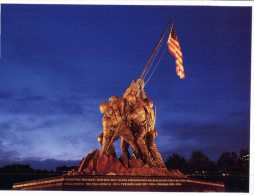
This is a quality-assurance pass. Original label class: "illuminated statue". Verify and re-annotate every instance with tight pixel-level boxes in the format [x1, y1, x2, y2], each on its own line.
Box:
[98, 102, 140, 158]
[98, 78, 166, 169]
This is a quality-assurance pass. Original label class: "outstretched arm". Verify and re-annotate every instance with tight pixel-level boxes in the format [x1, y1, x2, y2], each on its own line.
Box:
[123, 81, 135, 99]
[136, 79, 147, 99]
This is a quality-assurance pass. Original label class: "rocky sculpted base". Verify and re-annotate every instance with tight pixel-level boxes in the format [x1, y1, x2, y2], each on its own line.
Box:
[67, 149, 185, 177]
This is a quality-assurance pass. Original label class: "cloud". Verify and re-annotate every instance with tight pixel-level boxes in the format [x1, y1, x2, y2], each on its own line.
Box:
[155, 110, 249, 160]
[17, 96, 47, 102]
[0, 145, 17, 161]
[0, 87, 105, 117]
[0, 90, 13, 99]
[0, 87, 105, 163]
[0, 85, 250, 163]
[0, 113, 102, 161]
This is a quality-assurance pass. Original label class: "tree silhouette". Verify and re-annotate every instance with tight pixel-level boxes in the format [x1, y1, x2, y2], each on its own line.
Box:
[188, 151, 215, 175]
[217, 152, 238, 175]
[238, 149, 249, 175]
[165, 153, 188, 173]
[0, 164, 34, 173]
[56, 165, 77, 173]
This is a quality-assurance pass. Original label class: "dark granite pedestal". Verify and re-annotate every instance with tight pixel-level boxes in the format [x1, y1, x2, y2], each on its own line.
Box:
[13, 175, 225, 192]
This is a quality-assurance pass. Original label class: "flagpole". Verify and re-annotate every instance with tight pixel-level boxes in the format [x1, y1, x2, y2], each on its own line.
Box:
[139, 17, 173, 80]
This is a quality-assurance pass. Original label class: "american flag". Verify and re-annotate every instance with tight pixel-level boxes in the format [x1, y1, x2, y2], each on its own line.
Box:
[167, 25, 185, 79]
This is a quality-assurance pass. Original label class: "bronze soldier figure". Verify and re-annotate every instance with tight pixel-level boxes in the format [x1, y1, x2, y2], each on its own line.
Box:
[125, 94, 156, 166]
[144, 99, 166, 168]
[99, 101, 140, 158]
[98, 102, 117, 157]
[98, 78, 166, 168]
[108, 95, 139, 159]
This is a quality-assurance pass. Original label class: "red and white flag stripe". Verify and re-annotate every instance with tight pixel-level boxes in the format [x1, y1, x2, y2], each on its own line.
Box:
[167, 25, 185, 79]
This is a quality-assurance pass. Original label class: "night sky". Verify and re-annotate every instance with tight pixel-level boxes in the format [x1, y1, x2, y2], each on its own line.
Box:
[0, 4, 251, 169]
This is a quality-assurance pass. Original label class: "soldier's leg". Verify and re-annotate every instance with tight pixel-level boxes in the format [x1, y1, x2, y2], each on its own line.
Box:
[146, 132, 166, 168]
[101, 133, 116, 156]
[107, 134, 120, 157]
[136, 127, 156, 166]
[101, 132, 109, 155]
[108, 144, 116, 157]
[120, 138, 130, 158]
[119, 123, 140, 158]
[101, 125, 120, 156]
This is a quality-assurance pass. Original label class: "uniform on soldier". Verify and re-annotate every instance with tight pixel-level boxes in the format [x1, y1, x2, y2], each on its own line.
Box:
[125, 94, 156, 166]
[143, 99, 166, 168]
[99, 101, 141, 159]
[98, 102, 116, 157]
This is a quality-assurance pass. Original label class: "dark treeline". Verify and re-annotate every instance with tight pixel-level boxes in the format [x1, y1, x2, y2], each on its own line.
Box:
[165, 149, 249, 176]
[0, 164, 76, 174]
[164, 149, 249, 192]
[0, 164, 76, 190]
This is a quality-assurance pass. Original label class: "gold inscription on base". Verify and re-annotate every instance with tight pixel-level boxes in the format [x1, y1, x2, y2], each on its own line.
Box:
[15, 177, 187, 189]
[62, 178, 186, 187]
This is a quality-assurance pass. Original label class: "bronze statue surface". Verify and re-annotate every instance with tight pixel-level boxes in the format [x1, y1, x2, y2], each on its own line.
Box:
[68, 79, 185, 177]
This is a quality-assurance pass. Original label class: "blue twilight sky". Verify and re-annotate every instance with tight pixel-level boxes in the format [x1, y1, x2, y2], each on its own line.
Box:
[0, 4, 251, 168]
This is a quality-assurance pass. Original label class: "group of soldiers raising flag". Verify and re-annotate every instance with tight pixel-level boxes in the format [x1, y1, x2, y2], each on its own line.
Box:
[97, 20, 185, 169]
[97, 78, 166, 168]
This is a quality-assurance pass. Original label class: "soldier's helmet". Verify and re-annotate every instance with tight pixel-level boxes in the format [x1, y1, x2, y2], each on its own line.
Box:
[126, 94, 136, 104]
[109, 95, 118, 103]
[99, 102, 109, 113]
[145, 98, 153, 108]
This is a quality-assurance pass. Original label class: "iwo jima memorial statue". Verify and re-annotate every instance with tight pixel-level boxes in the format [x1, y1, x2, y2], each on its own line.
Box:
[13, 19, 225, 192]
